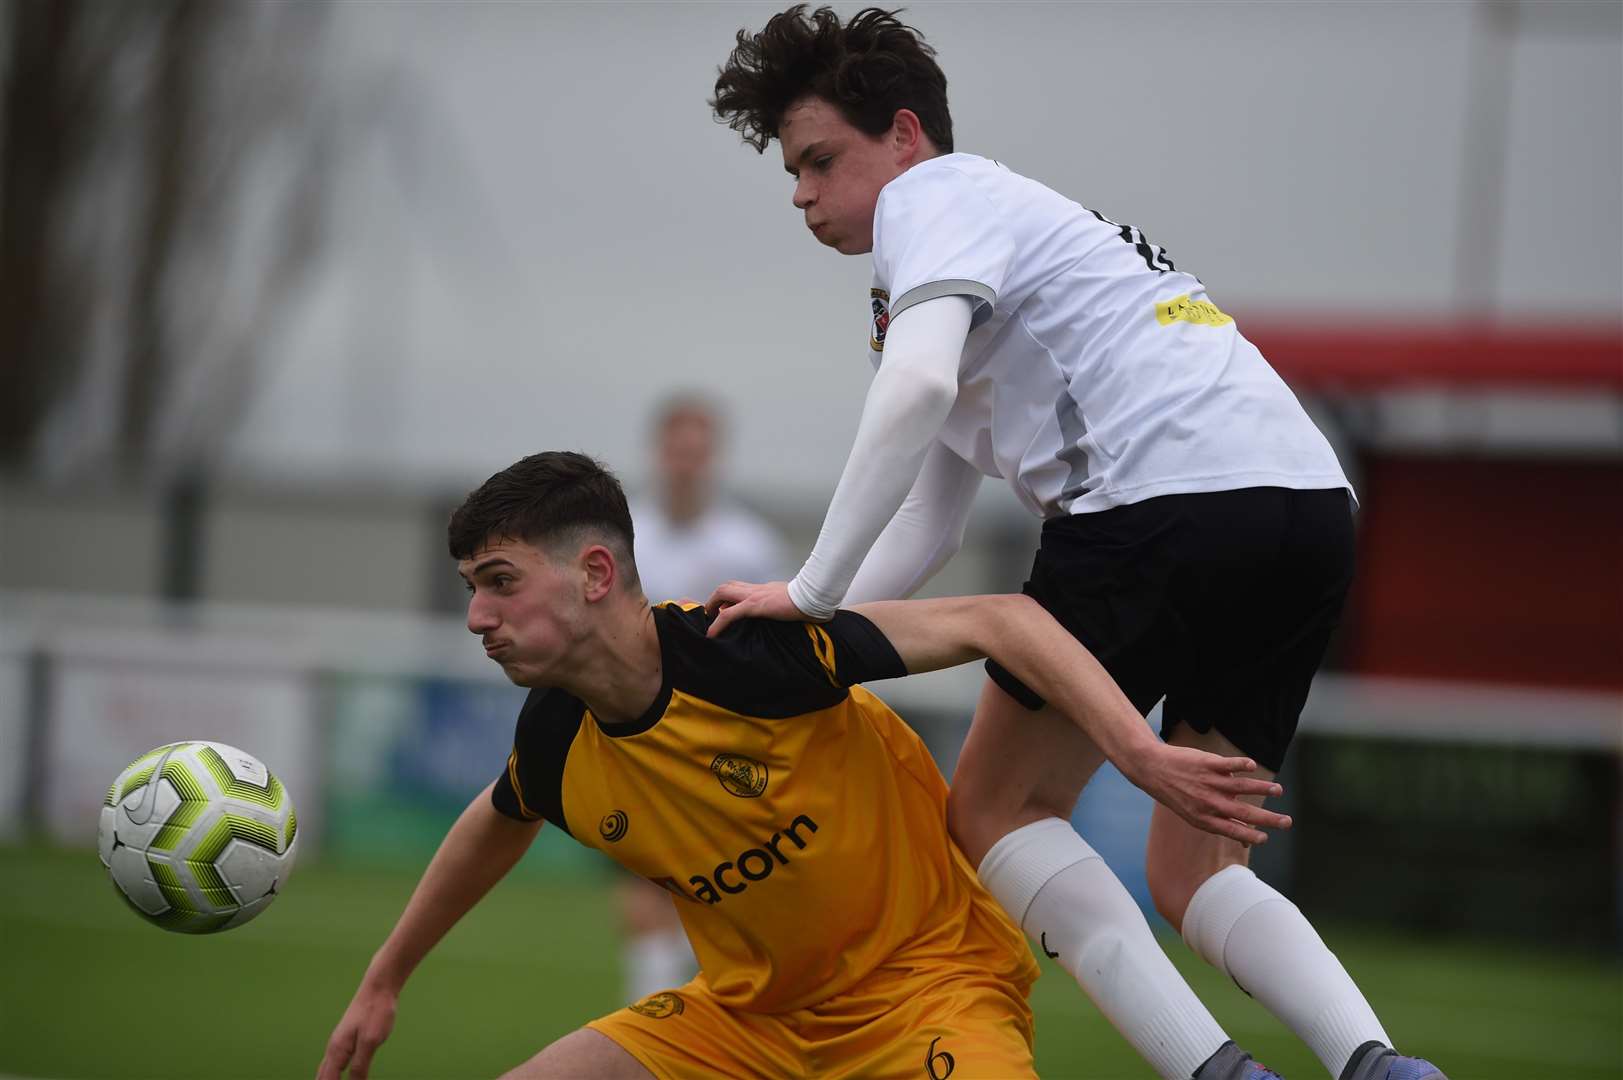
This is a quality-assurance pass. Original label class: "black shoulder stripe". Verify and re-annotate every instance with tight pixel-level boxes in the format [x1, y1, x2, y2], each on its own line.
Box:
[510, 687, 585, 838]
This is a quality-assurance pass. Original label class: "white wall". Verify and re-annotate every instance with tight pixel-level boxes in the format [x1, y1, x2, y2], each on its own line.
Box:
[227, 1, 1621, 501]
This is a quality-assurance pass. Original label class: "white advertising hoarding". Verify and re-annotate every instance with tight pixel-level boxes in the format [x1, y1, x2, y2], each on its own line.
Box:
[43, 643, 319, 851]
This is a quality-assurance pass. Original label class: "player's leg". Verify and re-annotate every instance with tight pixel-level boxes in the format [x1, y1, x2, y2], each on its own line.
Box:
[945, 678, 1105, 866]
[501, 1029, 653, 1080]
[951, 681, 1271, 1080]
[616, 873, 696, 1002]
[1151, 487, 1444, 1080]
[1150, 725, 1444, 1080]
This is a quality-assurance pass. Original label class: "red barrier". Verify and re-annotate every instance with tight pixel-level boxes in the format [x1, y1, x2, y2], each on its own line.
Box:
[1243, 321, 1623, 392]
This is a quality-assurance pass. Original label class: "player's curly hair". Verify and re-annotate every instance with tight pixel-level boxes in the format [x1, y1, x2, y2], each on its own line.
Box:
[448, 451, 638, 585]
[711, 5, 952, 155]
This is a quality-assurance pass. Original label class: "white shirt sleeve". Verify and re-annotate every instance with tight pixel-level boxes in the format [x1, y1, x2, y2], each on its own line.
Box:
[786, 295, 975, 620]
[873, 161, 1016, 329]
[842, 439, 981, 604]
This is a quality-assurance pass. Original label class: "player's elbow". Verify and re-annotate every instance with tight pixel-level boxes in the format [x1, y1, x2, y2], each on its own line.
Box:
[908, 365, 959, 417]
[876, 351, 957, 419]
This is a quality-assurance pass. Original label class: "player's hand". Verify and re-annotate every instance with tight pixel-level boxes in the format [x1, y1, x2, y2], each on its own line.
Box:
[316, 981, 398, 1080]
[1124, 744, 1289, 846]
[704, 580, 808, 637]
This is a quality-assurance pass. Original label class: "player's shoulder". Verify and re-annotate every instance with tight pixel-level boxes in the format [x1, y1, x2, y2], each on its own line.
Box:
[500, 684, 589, 834]
[651, 600, 713, 639]
[907, 151, 1002, 180]
[882, 152, 1000, 201]
[889, 153, 1076, 214]
[651, 600, 805, 673]
[652, 603, 851, 718]
[873, 153, 1032, 252]
[656, 604, 906, 713]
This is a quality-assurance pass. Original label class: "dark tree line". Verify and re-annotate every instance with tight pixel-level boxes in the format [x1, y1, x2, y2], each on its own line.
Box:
[1, 0, 333, 477]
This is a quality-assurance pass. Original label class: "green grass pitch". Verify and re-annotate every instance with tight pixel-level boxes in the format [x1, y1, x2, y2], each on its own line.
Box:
[2, 845, 1618, 1079]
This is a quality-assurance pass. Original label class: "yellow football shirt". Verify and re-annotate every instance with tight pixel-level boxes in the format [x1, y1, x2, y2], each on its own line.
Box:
[491, 603, 1038, 1014]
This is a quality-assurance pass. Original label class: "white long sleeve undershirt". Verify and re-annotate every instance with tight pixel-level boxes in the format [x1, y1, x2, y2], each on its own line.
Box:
[786, 295, 975, 620]
[842, 439, 981, 605]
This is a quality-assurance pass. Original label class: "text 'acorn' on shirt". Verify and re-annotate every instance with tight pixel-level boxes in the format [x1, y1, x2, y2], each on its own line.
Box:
[653, 814, 820, 906]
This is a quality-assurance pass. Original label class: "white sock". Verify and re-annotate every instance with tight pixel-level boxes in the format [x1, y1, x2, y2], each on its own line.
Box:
[979, 818, 1230, 1080]
[623, 928, 696, 1002]
[1182, 865, 1391, 1076]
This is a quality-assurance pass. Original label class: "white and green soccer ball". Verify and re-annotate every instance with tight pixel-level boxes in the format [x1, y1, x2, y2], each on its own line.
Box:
[98, 741, 298, 934]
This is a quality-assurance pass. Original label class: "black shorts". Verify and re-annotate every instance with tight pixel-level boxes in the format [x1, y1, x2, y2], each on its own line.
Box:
[984, 487, 1355, 772]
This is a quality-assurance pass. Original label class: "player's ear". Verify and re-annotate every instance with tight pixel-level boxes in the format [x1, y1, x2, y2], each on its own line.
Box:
[580, 544, 617, 603]
[890, 108, 924, 158]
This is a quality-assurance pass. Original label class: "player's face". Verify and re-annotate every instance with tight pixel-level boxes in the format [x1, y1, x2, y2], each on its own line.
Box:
[780, 96, 907, 256]
[658, 411, 716, 492]
[459, 538, 585, 687]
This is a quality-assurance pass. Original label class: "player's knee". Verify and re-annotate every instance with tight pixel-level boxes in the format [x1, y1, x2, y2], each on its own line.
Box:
[1144, 850, 1199, 932]
[948, 781, 1037, 869]
[949, 779, 1081, 871]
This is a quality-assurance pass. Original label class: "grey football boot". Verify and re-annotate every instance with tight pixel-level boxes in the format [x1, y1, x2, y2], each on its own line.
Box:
[1192, 1041, 1285, 1080]
[1339, 1041, 1448, 1080]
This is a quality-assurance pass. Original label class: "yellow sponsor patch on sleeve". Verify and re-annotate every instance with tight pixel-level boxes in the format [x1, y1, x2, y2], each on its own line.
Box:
[1155, 294, 1234, 328]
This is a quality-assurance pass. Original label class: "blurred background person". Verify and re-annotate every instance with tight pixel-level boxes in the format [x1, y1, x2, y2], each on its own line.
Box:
[1, 4, 1617, 1078]
[617, 393, 788, 1001]
[629, 394, 788, 609]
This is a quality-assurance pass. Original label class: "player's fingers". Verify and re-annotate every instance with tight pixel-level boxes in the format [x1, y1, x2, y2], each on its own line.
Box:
[707, 599, 748, 638]
[349, 1040, 378, 1080]
[1203, 807, 1269, 845]
[1227, 820, 1268, 846]
[1238, 803, 1292, 830]
[1223, 775, 1283, 798]
[1216, 797, 1289, 830]
[317, 1036, 351, 1080]
[705, 582, 742, 614]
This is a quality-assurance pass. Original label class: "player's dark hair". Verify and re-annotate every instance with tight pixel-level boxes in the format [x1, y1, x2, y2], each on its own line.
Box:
[448, 451, 638, 584]
[711, 5, 952, 155]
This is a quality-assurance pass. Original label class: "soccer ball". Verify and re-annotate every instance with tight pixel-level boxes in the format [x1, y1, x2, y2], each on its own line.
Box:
[98, 741, 298, 934]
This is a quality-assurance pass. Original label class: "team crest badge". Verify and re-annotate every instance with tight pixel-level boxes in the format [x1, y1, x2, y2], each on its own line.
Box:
[629, 992, 685, 1019]
[710, 753, 768, 798]
[599, 810, 628, 843]
[869, 287, 890, 352]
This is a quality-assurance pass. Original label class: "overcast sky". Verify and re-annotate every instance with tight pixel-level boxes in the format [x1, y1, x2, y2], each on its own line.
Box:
[226, 1, 1622, 502]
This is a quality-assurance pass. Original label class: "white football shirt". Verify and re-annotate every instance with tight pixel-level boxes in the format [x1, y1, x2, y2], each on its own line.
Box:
[869, 153, 1351, 518]
[629, 498, 787, 605]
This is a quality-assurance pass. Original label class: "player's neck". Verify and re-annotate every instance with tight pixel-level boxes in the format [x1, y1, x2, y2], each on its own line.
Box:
[661, 485, 709, 526]
[562, 599, 664, 725]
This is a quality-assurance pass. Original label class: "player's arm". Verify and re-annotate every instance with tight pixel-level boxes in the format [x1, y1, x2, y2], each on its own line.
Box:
[852, 595, 1291, 845]
[843, 439, 981, 604]
[317, 782, 543, 1080]
[706, 295, 974, 635]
